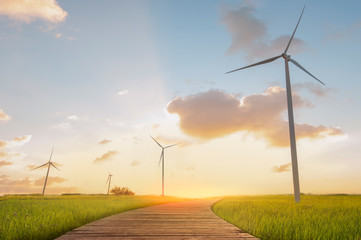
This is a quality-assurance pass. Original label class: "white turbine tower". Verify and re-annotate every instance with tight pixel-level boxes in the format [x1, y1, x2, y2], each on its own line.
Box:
[150, 136, 178, 196]
[105, 173, 113, 195]
[32, 147, 60, 196]
[226, 6, 324, 203]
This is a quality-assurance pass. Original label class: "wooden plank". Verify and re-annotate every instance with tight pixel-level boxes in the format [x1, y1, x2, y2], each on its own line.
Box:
[56, 198, 259, 240]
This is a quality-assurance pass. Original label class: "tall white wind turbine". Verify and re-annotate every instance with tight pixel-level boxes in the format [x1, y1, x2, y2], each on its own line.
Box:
[32, 147, 60, 196]
[150, 136, 178, 196]
[226, 6, 324, 203]
[105, 173, 113, 195]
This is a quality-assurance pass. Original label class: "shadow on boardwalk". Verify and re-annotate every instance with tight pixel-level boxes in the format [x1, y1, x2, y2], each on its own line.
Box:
[57, 198, 259, 240]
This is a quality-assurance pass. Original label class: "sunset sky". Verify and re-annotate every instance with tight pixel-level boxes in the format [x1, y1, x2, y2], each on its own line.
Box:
[1, 0, 360, 197]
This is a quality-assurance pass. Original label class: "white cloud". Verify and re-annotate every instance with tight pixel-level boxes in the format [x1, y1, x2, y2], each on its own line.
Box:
[167, 87, 343, 147]
[93, 150, 119, 163]
[293, 82, 334, 97]
[51, 121, 71, 130]
[220, 2, 306, 61]
[0, 135, 32, 149]
[118, 89, 129, 96]
[0, 160, 12, 167]
[0, 109, 11, 122]
[34, 176, 66, 186]
[0, 151, 25, 161]
[67, 115, 79, 121]
[131, 160, 140, 167]
[0, 0, 68, 23]
[55, 32, 62, 38]
[0, 175, 77, 195]
[106, 119, 123, 128]
[272, 163, 292, 173]
[324, 20, 361, 42]
[98, 139, 112, 145]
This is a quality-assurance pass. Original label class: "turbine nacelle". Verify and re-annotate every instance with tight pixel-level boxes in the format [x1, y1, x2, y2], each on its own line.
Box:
[282, 53, 291, 61]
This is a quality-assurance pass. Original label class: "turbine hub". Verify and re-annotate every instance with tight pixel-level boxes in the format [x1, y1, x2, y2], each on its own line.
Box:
[282, 53, 291, 61]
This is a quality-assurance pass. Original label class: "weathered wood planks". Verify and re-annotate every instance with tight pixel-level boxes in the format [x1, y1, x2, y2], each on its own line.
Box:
[56, 198, 259, 240]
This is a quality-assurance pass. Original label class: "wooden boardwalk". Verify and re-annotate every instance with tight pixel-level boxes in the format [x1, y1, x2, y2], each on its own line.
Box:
[56, 198, 259, 240]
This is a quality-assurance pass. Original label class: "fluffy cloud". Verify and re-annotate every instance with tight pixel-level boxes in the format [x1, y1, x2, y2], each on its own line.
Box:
[93, 150, 119, 163]
[0, 141, 7, 148]
[118, 89, 128, 96]
[272, 163, 292, 173]
[0, 0, 68, 23]
[33, 176, 66, 186]
[131, 160, 140, 167]
[0, 135, 32, 149]
[324, 20, 361, 42]
[67, 115, 79, 121]
[0, 160, 12, 167]
[55, 32, 62, 38]
[0, 175, 77, 195]
[220, 3, 306, 61]
[98, 139, 112, 145]
[0, 151, 24, 161]
[293, 82, 334, 97]
[0, 152, 7, 159]
[51, 121, 71, 130]
[0, 109, 11, 122]
[0, 175, 32, 186]
[167, 87, 343, 147]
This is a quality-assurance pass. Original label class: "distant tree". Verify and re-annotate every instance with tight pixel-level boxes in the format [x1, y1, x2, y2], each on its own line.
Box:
[110, 186, 135, 195]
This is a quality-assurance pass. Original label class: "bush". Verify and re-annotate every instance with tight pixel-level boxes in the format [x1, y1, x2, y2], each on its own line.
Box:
[110, 186, 135, 195]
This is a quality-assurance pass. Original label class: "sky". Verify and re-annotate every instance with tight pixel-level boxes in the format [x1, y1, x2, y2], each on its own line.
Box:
[0, 0, 360, 198]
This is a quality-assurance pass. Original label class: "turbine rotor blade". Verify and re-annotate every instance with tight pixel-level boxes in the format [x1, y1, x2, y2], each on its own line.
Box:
[50, 162, 60, 171]
[32, 163, 49, 170]
[150, 135, 163, 148]
[226, 55, 282, 74]
[289, 58, 325, 85]
[48, 147, 54, 163]
[158, 150, 163, 167]
[284, 5, 306, 54]
[165, 143, 179, 149]
[105, 176, 110, 186]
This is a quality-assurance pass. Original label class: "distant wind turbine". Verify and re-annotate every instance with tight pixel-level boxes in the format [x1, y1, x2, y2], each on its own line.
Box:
[226, 6, 324, 203]
[150, 136, 178, 196]
[32, 147, 60, 196]
[105, 173, 113, 195]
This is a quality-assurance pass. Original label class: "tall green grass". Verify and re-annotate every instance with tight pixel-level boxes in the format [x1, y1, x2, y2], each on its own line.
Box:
[212, 195, 361, 240]
[0, 194, 181, 240]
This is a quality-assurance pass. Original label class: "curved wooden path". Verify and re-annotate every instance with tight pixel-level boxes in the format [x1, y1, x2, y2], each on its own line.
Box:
[56, 198, 259, 240]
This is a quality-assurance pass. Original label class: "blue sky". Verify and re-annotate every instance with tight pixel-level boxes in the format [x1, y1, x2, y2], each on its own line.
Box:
[0, 0, 360, 197]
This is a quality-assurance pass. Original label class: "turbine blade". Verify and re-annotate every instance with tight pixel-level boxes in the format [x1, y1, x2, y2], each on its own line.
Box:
[105, 176, 109, 186]
[50, 162, 60, 171]
[150, 135, 163, 148]
[226, 55, 282, 74]
[165, 143, 179, 149]
[158, 150, 163, 167]
[289, 58, 325, 85]
[32, 163, 49, 170]
[284, 5, 306, 54]
[48, 147, 54, 163]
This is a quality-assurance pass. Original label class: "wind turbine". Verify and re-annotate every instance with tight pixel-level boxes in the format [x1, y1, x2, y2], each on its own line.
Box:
[226, 6, 324, 203]
[150, 136, 178, 196]
[105, 173, 113, 195]
[32, 147, 60, 196]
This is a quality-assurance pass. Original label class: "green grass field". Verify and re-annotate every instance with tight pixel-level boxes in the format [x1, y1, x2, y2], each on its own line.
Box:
[212, 195, 361, 240]
[0, 194, 182, 240]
